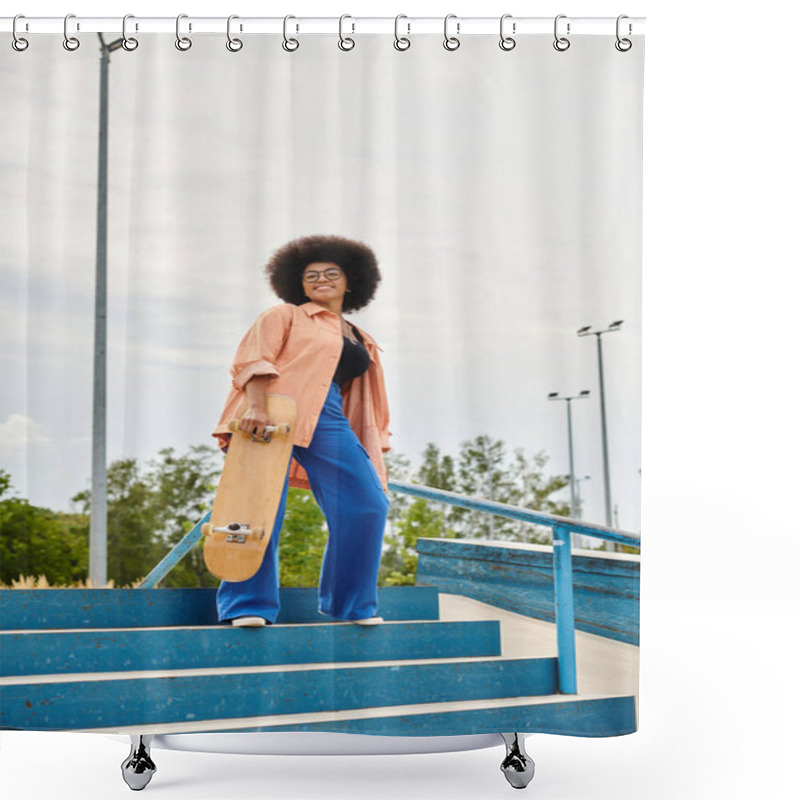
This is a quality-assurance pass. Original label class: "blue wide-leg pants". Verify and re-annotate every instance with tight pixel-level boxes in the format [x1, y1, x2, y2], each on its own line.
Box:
[216, 382, 390, 624]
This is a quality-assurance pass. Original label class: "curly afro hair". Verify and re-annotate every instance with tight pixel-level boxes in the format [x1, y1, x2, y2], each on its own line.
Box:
[265, 235, 381, 313]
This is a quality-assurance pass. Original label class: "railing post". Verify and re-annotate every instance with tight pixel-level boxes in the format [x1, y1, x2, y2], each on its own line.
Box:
[137, 511, 210, 589]
[552, 524, 578, 694]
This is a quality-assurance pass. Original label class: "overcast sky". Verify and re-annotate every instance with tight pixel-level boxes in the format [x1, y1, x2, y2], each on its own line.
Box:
[1, 33, 643, 531]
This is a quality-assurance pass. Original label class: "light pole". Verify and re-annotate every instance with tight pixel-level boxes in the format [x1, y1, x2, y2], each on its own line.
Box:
[548, 391, 590, 521]
[89, 32, 125, 588]
[574, 475, 591, 520]
[577, 321, 623, 550]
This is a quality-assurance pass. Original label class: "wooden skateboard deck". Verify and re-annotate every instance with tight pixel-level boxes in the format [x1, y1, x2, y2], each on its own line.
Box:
[203, 395, 297, 582]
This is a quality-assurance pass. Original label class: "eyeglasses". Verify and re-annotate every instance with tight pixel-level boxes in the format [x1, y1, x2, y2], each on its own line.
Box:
[303, 267, 343, 283]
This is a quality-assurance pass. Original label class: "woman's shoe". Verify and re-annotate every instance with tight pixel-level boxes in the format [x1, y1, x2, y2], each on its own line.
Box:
[231, 616, 269, 627]
[352, 616, 384, 626]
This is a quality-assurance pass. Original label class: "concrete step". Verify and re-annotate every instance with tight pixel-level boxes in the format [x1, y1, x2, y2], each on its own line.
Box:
[0, 586, 440, 630]
[86, 694, 637, 738]
[211, 694, 638, 738]
[0, 620, 501, 677]
[0, 656, 558, 731]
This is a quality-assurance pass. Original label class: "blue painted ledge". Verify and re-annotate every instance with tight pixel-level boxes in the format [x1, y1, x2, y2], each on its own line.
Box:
[0, 586, 439, 631]
[417, 538, 640, 645]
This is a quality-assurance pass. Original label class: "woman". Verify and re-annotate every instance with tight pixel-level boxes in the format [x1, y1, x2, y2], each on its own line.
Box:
[212, 234, 391, 628]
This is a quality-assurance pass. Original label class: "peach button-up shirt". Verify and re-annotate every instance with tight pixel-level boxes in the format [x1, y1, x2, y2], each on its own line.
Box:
[213, 301, 392, 491]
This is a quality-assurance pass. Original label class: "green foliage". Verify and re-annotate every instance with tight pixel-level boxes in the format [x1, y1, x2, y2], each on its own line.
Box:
[405, 436, 568, 544]
[1, 434, 570, 590]
[379, 498, 446, 586]
[278, 489, 328, 586]
[0, 470, 89, 585]
[147, 446, 224, 588]
[70, 446, 223, 588]
[72, 459, 158, 587]
[379, 435, 570, 586]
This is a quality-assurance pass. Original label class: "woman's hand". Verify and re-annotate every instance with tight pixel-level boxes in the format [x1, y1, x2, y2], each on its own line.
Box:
[238, 374, 275, 439]
[238, 405, 273, 439]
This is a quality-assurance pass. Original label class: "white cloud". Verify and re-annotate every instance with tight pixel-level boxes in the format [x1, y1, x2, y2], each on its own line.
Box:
[0, 414, 49, 457]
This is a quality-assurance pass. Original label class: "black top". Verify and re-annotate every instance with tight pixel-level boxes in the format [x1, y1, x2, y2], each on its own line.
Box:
[332, 325, 371, 389]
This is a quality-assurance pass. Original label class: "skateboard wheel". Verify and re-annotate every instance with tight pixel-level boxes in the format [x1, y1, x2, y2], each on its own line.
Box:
[254, 528, 265, 540]
[201, 523, 212, 537]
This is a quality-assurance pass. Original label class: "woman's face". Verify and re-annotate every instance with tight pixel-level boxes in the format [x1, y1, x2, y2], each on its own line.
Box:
[302, 262, 348, 306]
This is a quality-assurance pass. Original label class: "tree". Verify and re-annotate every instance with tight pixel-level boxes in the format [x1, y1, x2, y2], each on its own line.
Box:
[278, 489, 328, 586]
[394, 435, 570, 544]
[417, 443, 456, 492]
[147, 446, 223, 588]
[379, 450, 414, 586]
[453, 435, 517, 539]
[507, 447, 571, 541]
[379, 498, 449, 586]
[72, 459, 163, 587]
[70, 446, 224, 588]
[0, 470, 89, 586]
[380, 435, 571, 585]
[1, 435, 571, 590]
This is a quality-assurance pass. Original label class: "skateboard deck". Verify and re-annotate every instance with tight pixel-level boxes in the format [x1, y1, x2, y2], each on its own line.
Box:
[203, 394, 297, 582]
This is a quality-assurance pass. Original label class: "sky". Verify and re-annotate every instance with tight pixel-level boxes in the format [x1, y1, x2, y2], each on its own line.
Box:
[0, 30, 643, 532]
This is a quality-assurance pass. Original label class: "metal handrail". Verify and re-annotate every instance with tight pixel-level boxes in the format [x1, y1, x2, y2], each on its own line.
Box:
[138, 481, 642, 696]
[138, 511, 211, 590]
[388, 481, 640, 694]
[388, 480, 640, 548]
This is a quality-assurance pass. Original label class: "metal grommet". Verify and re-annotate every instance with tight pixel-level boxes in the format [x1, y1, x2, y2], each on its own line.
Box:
[122, 15, 139, 51]
[12, 15, 29, 51]
[226, 15, 243, 52]
[175, 13, 192, 51]
[615, 15, 632, 52]
[553, 14, 571, 52]
[394, 14, 411, 51]
[338, 14, 355, 51]
[63, 13, 80, 51]
[499, 13, 516, 51]
[443, 14, 460, 51]
[282, 15, 299, 52]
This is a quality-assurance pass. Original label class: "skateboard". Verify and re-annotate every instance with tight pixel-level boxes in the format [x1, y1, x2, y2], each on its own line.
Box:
[202, 394, 297, 582]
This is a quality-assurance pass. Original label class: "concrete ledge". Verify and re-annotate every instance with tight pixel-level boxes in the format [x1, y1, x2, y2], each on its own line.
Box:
[0, 586, 441, 630]
[417, 538, 640, 645]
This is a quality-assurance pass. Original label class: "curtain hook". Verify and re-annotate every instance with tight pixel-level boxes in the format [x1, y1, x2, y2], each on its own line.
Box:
[226, 15, 243, 52]
[499, 14, 516, 51]
[283, 15, 299, 51]
[553, 14, 571, 52]
[175, 13, 192, 51]
[394, 14, 411, 51]
[443, 14, 460, 51]
[122, 15, 139, 51]
[615, 15, 633, 52]
[339, 14, 355, 51]
[63, 13, 80, 51]
[12, 14, 29, 52]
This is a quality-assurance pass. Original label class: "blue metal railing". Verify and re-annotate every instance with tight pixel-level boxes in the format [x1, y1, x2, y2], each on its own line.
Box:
[387, 481, 640, 695]
[139, 481, 641, 695]
[139, 511, 211, 589]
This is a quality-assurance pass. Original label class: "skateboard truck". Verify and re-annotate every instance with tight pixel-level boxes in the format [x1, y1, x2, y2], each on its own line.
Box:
[201, 522, 265, 543]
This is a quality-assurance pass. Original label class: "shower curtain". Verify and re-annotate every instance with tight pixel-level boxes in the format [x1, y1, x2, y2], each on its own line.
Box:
[0, 16, 644, 783]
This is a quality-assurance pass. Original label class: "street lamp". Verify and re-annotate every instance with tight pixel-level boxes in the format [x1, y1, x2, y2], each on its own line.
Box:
[578, 321, 623, 549]
[574, 475, 591, 521]
[89, 32, 125, 588]
[548, 391, 590, 522]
